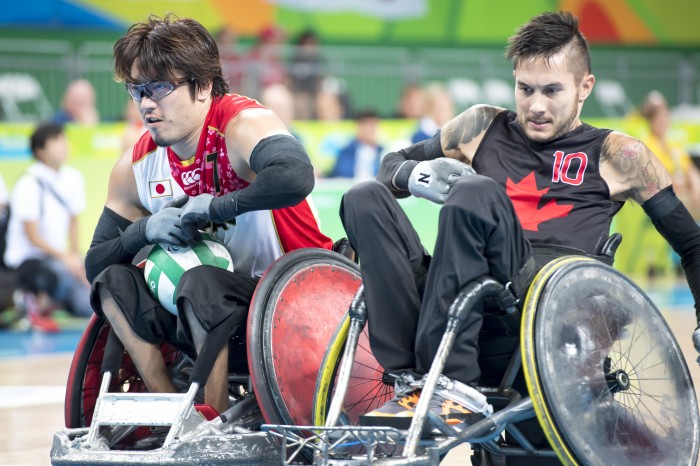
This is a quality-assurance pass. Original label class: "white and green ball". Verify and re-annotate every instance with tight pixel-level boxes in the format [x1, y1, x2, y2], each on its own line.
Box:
[143, 233, 233, 315]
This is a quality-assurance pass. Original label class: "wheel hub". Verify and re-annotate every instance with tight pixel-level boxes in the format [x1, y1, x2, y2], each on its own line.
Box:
[605, 369, 631, 393]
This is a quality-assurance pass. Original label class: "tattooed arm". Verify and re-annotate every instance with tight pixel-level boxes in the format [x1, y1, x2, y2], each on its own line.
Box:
[599, 131, 672, 204]
[377, 104, 503, 197]
[603, 132, 700, 344]
[441, 104, 504, 163]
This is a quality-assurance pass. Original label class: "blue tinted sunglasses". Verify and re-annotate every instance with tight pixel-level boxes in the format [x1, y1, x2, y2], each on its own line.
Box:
[125, 79, 190, 102]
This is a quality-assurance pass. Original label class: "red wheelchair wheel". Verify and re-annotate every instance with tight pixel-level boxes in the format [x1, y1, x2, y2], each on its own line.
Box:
[64, 316, 179, 428]
[247, 248, 361, 426]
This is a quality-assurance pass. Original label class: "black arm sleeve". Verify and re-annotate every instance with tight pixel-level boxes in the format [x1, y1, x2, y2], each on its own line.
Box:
[377, 130, 443, 198]
[642, 186, 700, 322]
[84, 207, 148, 283]
[209, 134, 314, 222]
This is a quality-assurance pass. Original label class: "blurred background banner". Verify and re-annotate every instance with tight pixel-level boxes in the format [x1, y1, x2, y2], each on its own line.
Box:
[2, 0, 700, 45]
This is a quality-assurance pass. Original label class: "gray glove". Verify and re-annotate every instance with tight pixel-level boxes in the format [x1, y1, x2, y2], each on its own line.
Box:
[144, 195, 191, 247]
[693, 325, 700, 364]
[180, 194, 215, 245]
[407, 157, 475, 204]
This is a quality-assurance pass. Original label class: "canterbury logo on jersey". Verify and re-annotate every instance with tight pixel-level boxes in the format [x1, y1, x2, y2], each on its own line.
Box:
[181, 168, 201, 186]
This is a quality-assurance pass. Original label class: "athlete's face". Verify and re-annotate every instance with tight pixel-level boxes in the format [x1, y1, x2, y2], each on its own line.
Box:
[513, 52, 594, 143]
[128, 64, 212, 158]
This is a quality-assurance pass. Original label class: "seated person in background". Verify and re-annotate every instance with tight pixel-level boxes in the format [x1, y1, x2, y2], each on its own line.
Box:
[121, 99, 147, 152]
[640, 90, 700, 218]
[52, 79, 100, 125]
[0, 173, 13, 315]
[411, 82, 455, 144]
[85, 15, 332, 414]
[328, 109, 382, 180]
[340, 12, 700, 462]
[395, 83, 425, 120]
[4, 122, 92, 332]
[260, 83, 302, 142]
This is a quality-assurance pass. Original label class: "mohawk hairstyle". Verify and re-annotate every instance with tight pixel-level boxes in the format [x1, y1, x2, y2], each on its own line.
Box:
[505, 11, 591, 82]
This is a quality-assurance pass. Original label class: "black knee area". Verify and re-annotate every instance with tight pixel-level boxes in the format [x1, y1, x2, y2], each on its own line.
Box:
[90, 263, 178, 346]
[445, 175, 506, 207]
[16, 259, 58, 294]
[176, 265, 254, 346]
[340, 181, 390, 220]
[176, 266, 255, 384]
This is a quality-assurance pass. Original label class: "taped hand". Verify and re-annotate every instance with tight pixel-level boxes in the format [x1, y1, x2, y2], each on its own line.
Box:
[180, 194, 214, 245]
[144, 194, 191, 247]
[407, 157, 475, 204]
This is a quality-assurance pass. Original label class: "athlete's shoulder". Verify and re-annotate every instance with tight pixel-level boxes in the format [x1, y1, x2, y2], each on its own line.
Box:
[214, 94, 267, 120]
[131, 131, 157, 164]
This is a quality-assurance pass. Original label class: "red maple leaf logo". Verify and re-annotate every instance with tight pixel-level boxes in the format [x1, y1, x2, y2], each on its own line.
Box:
[506, 172, 573, 231]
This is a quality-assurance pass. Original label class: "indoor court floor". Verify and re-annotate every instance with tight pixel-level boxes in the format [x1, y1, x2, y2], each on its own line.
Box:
[1, 281, 699, 466]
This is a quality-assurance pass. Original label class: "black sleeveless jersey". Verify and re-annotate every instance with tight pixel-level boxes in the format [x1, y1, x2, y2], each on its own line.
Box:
[472, 111, 623, 253]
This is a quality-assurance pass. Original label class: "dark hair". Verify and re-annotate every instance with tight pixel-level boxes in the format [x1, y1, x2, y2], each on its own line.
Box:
[30, 122, 64, 158]
[355, 109, 379, 121]
[113, 14, 229, 99]
[505, 11, 591, 82]
[295, 29, 318, 46]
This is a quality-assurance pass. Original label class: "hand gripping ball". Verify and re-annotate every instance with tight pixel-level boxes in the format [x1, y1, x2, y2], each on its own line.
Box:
[143, 233, 233, 314]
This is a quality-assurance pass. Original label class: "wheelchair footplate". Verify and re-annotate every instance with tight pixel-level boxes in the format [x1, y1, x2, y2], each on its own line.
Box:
[262, 424, 447, 466]
[51, 373, 280, 466]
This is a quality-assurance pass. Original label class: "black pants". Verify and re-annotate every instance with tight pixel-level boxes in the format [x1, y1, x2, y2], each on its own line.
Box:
[342, 177, 564, 466]
[91, 264, 258, 354]
[340, 176, 531, 386]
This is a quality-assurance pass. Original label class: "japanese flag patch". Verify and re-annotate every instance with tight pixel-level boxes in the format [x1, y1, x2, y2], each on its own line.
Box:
[149, 179, 173, 198]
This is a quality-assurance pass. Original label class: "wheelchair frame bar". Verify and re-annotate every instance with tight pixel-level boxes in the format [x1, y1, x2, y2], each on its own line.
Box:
[405, 277, 506, 457]
[325, 286, 368, 428]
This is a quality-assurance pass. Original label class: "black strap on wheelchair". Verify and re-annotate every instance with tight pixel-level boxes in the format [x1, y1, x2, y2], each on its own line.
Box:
[189, 305, 248, 386]
[332, 237, 357, 263]
[495, 233, 622, 312]
[495, 255, 537, 313]
[101, 326, 125, 376]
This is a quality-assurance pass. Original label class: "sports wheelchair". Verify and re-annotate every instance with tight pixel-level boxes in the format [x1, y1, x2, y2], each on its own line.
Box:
[51, 248, 365, 465]
[51, 245, 700, 466]
[270, 250, 700, 465]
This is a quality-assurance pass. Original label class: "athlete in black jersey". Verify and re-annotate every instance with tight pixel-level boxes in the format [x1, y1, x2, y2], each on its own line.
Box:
[340, 11, 700, 464]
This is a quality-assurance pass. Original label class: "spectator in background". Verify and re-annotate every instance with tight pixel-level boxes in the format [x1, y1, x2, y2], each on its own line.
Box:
[242, 25, 288, 99]
[53, 79, 99, 125]
[639, 90, 700, 279]
[121, 99, 146, 153]
[4, 122, 91, 332]
[0, 173, 7, 221]
[215, 25, 243, 93]
[395, 83, 425, 119]
[0, 173, 12, 316]
[316, 76, 349, 121]
[411, 82, 455, 143]
[260, 83, 301, 142]
[289, 29, 324, 120]
[329, 109, 382, 180]
[0, 172, 8, 269]
[640, 90, 700, 217]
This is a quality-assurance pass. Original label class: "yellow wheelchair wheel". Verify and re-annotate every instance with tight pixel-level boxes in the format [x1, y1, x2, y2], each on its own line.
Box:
[521, 256, 700, 466]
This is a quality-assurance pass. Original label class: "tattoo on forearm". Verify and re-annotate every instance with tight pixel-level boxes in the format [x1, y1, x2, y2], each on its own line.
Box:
[603, 138, 663, 198]
[640, 162, 661, 195]
[443, 106, 499, 151]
